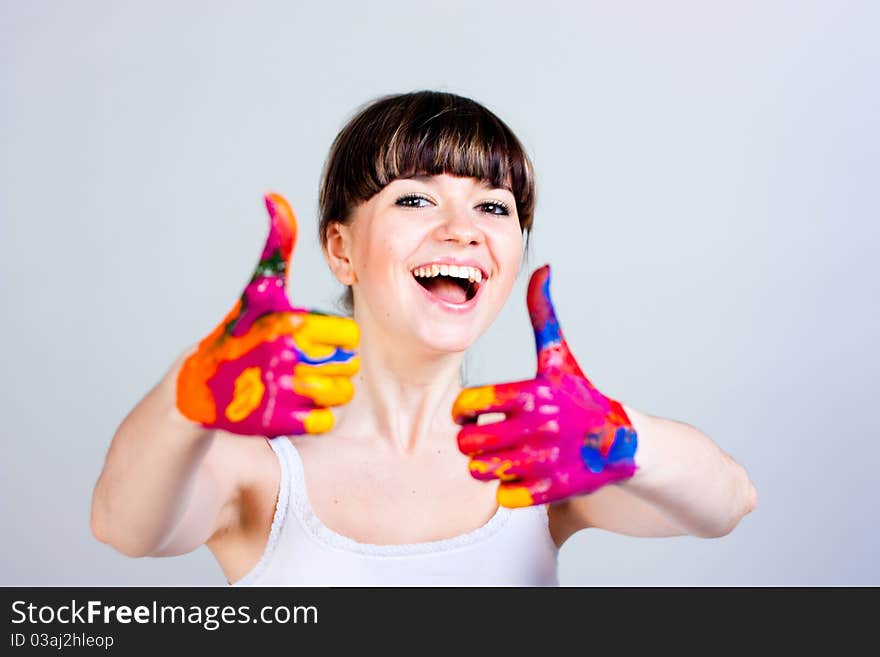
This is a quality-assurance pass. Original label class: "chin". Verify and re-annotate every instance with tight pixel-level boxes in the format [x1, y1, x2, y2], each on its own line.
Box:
[421, 334, 476, 354]
[417, 317, 491, 355]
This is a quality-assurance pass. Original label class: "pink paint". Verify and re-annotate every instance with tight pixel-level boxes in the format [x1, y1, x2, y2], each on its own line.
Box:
[176, 193, 359, 437]
[453, 265, 638, 507]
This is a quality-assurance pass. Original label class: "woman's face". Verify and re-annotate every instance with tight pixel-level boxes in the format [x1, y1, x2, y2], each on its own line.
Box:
[340, 173, 524, 353]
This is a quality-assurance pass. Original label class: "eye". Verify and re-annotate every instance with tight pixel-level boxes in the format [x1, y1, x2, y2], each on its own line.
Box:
[395, 193, 432, 208]
[478, 200, 511, 216]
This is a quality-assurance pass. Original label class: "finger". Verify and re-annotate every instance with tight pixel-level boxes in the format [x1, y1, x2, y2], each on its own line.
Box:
[292, 375, 355, 408]
[256, 385, 336, 436]
[467, 443, 561, 482]
[526, 265, 587, 380]
[496, 478, 557, 508]
[457, 414, 559, 455]
[296, 407, 335, 434]
[496, 467, 622, 508]
[227, 193, 299, 336]
[496, 476, 582, 508]
[260, 192, 298, 279]
[294, 313, 360, 353]
[451, 379, 540, 425]
[264, 407, 335, 437]
[290, 313, 360, 378]
[230, 322, 358, 382]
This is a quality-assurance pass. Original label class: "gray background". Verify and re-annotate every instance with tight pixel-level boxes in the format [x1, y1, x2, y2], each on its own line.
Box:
[2, 0, 877, 585]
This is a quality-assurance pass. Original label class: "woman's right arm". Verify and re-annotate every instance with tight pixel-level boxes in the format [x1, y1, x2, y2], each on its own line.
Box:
[90, 193, 359, 559]
[90, 348, 240, 558]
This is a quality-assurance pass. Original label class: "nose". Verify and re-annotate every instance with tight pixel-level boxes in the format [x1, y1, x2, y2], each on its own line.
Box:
[435, 205, 483, 246]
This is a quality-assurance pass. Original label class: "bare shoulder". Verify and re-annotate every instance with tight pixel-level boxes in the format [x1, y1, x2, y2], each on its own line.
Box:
[547, 499, 583, 548]
[203, 432, 281, 546]
[204, 431, 278, 490]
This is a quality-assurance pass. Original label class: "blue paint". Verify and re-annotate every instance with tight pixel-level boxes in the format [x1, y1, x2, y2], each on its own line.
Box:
[580, 426, 638, 473]
[608, 426, 638, 463]
[299, 347, 357, 366]
[533, 274, 562, 350]
[580, 444, 605, 473]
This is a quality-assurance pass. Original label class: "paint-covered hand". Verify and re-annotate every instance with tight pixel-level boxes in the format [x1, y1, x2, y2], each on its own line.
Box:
[452, 265, 638, 508]
[176, 193, 359, 437]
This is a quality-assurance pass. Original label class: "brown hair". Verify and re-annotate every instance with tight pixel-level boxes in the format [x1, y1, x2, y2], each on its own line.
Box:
[318, 90, 537, 312]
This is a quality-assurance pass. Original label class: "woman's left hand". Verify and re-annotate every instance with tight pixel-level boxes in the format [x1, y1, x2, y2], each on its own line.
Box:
[452, 265, 639, 508]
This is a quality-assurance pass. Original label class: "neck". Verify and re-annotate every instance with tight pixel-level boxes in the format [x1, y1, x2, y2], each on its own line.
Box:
[331, 314, 465, 454]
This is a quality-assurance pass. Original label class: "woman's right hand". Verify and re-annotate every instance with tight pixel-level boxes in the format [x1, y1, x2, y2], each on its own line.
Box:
[176, 193, 359, 437]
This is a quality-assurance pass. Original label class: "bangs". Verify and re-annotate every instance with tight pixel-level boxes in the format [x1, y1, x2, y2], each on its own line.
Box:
[321, 91, 536, 236]
[376, 104, 527, 198]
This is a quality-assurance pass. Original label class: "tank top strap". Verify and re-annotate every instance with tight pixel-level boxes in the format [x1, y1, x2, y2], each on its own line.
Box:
[274, 436, 316, 519]
[234, 436, 293, 585]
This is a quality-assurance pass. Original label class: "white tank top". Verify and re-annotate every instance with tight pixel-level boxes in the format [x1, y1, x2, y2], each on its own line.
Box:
[230, 436, 559, 586]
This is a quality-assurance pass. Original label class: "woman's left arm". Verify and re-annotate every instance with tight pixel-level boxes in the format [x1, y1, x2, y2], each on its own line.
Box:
[454, 265, 758, 546]
[550, 404, 757, 544]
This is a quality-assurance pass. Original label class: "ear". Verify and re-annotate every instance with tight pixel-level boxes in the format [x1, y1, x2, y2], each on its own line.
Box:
[323, 221, 357, 286]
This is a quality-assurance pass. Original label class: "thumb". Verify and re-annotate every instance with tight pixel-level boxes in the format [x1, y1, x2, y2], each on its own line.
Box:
[256, 192, 298, 283]
[527, 265, 585, 379]
[225, 193, 298, 337]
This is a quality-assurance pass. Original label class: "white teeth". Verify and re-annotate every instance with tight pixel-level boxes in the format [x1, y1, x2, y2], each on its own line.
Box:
[412, 263, 485, 283]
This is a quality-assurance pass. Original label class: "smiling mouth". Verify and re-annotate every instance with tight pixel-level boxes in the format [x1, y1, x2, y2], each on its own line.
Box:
[411, 264, 484, 304]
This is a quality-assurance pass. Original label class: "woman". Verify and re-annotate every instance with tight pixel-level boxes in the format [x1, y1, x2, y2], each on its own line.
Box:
[90, 90, 757, 586]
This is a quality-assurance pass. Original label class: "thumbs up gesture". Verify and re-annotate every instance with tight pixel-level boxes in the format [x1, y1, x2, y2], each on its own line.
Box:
[452, 265, 638, 508]
[176, 193, 359, 437]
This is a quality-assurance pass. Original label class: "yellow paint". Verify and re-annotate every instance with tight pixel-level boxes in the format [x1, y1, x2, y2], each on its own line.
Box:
[303, 408, 334, 434]
[497, 485, 534, 508]
[493, 461, 517, 482]
[294, 375, 355, 407]
[297, 314, 360, 352]
[469, 460, 492, 474]
[225, 366, 265, 422]
[297, 341, 337, 360]
[452, 385, 497, 420]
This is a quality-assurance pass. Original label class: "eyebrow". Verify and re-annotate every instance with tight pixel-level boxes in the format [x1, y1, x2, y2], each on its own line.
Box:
[405, 174, 513, 193]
